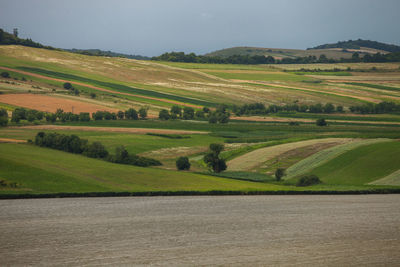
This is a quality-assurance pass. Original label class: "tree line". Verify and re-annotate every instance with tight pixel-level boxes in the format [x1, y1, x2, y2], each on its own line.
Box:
[152, 51, 400, 65]
[232, 102, 343, 116]
[158, 105, 230, 123]
[34, 132, 161, 167]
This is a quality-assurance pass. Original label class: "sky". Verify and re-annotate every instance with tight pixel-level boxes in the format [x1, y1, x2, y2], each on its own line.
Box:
[1, 0, 400, 56]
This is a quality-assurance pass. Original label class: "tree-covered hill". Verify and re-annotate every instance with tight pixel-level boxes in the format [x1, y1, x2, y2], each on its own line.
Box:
[308, 39, 400, 53]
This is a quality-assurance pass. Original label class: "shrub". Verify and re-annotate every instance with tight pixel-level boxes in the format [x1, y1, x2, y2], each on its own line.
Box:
[63, 82, 72, 90]
[170, 105, 182, 118]
[90, 92, 96, 98]
[1, 72, 10, 78]
[316, 118, 327, 126]
[289, 121, 300, 126]
[176, 157, 191, 170]
[296, 175, 321, 186]
[84, 141, 109, 158]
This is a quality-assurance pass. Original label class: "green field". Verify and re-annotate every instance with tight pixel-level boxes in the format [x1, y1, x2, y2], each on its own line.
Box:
[304, 141, 400, 185]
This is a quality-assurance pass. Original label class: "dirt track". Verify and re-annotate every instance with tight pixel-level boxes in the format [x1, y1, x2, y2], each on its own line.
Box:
[0, 66, 202, 108]
[14, 125, 208, 135]
[1, 195, 399, 266]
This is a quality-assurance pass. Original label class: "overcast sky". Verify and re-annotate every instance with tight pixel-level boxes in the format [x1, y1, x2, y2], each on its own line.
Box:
[1, 0, 399, 56]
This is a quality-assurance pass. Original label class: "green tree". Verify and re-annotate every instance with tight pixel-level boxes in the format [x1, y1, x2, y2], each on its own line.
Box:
[182, 107, 194, 120]
[170, 105, 182, 119]
[159, 109, 170, 120]
[176, 156, 191, 170]
[275, 168, 285, 181]
[138, 107, 148, 119]
[203, 143, 227, 173]
[0, 108, 8, 126]
[117, 110, 125, 119]
[125, 108, 138, 120]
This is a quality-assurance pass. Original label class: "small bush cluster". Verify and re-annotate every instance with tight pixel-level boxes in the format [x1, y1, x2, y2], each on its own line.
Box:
[296, 175, 321, 187]
[34, 132, 161, 167]
[63, 82, 80, 95]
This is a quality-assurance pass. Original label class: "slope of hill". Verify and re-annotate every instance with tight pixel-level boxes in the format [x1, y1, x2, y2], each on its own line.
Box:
[308, 39, 400, 53]
[206, 43, 392, 60]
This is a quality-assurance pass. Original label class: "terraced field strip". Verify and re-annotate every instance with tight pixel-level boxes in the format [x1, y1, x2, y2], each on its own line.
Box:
[14, 125, 208, 135]
[285, 138, 391, 179]
[370, 169, 400, 186]
[227, 138, 351, 171]
[0, 93, 119, 113]
[0, 66, 204, 108]
[231, 79, 380, 103]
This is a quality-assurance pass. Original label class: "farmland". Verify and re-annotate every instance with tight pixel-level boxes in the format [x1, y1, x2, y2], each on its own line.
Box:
[0, 45, 400, 197]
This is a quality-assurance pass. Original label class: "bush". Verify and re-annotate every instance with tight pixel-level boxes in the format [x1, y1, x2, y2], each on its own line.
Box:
[176, 157, 191, 170]
[289, 121, 300, 126]
[63, 82, 72, 90]
[90, 92, 96, 98]
[83, 141, 109, 158]
[316, 118, 327, 126]
[296, 175, 321, 186]
[1, 72, 10, 78]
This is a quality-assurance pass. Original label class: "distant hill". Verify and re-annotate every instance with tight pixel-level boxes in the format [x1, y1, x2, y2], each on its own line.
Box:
[206, 40, 398, 60]
[205, 46, 358, 60]
[64, 49, 150, 60]
[308, 39, 400, 53]
[0, 29, 149, 60]
[0, 28, 57, 50]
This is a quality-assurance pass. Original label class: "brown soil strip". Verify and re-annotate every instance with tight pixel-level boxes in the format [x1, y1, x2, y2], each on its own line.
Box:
[0, 66, 202, 108]
[0, 93, 118, 113]
[13, 125, 208, 135]
[0, 138, 26, 143]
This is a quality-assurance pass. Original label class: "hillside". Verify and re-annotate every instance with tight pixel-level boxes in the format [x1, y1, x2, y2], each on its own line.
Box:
[309, 39, 400, 53]
[206, 44, 390, 60]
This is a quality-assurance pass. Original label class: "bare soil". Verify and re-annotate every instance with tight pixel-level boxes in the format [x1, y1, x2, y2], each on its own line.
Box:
[0, 195, 399, 266]
[0, 93, 118, 113]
